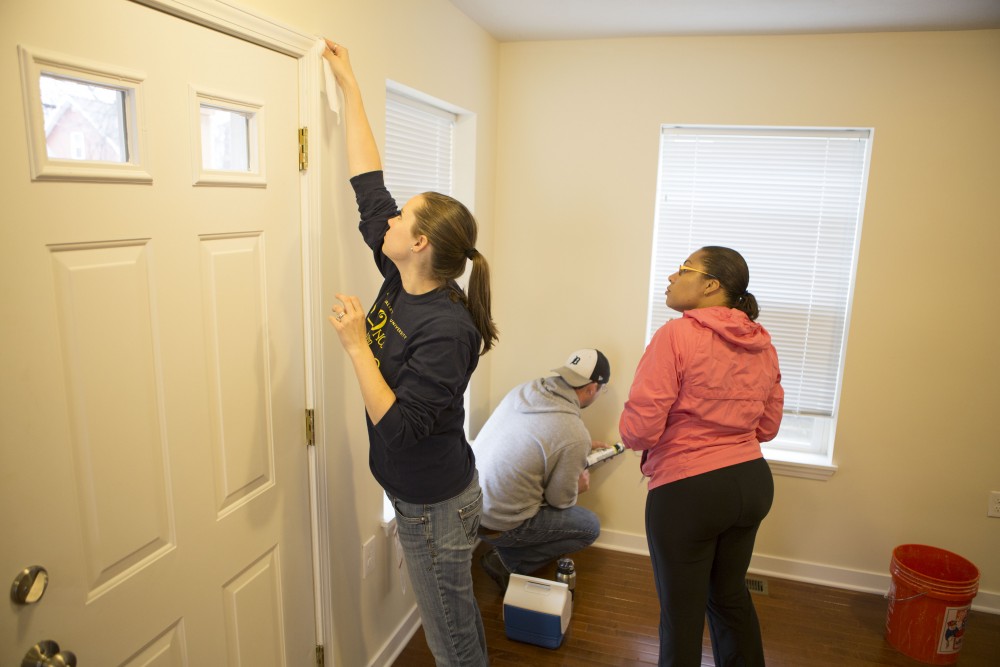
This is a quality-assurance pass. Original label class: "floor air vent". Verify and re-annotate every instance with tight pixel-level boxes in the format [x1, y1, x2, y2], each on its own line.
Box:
[746, 576, 769, 595]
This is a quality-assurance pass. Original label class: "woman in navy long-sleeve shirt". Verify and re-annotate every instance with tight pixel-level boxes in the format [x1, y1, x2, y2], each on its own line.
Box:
[324, 41, 498, 666]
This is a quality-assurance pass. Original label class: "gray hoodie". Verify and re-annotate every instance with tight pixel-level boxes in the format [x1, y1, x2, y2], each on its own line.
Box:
[473, 376, 592, 531]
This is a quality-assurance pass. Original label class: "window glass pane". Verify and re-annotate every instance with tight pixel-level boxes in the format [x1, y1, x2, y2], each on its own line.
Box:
[384, 92, 455, 207]
[40, 74, 128, 162]
[200, 105, 250, 172]
[649, 126, 871, 455]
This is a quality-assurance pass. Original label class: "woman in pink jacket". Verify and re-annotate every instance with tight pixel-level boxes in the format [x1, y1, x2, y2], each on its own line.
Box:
[620, 246, 783, 667]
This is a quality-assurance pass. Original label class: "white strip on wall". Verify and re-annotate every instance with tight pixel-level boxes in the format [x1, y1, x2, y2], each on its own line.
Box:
[594, 530, 999, 615]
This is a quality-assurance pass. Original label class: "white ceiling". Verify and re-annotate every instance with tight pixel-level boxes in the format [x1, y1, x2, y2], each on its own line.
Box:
[447, 0, 1000, 42]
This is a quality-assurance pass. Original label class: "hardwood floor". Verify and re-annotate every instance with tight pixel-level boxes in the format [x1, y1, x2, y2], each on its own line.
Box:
[393, 543, 1000, 666]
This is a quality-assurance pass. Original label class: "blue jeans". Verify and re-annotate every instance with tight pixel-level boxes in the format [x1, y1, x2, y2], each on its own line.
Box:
[390, 474, 488, 667]
[479, 505, 600, 574]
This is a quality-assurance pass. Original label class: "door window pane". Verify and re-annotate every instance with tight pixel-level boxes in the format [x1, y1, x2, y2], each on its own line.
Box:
[40, 74, 128, 162]
[200, 105, 251, 172]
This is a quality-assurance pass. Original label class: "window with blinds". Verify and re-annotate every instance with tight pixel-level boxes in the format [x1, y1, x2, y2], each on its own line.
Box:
[384, 90, 456, 206]
[648, 126, 872, 464]
[381, 86, 464, 522]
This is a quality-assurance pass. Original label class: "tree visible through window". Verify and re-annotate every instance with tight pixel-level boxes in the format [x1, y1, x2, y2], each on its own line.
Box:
[40, 74, 128, 162]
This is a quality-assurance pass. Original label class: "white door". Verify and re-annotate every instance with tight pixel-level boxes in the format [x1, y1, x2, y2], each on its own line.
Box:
[0, 0, 315, 664]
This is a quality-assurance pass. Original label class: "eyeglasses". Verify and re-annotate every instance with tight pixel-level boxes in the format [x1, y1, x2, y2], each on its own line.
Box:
[677, 264, 718, 279]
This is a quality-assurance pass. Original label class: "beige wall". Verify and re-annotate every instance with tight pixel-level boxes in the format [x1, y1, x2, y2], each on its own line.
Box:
[9, 0, 997, 661]
[491, 30, 1000, 603]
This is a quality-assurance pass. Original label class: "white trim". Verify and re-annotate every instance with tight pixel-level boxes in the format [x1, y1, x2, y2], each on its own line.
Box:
[376, 534, 1000, 657]
[127, 0, 333, 659]
[763, 453, 838, 481]
[386, 80, 466, 118]
[749, 553, 999, 614]
[595, 529, 1000, 614]
[386, 84, 460, 122]
[131, 0, 312, 56]
[592, 528, 650, 555]
[662, 124, 871, 139]
[368, 604, 422, 667]
[297, 34, 331, 667]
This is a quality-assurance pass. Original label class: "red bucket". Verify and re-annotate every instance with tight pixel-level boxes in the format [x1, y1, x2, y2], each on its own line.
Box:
[885, 544, 980, 665]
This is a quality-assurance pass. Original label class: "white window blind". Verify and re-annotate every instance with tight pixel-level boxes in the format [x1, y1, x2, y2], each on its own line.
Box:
[649, 126, 871, 458]
[384, 90, 455, 206]
[381, 87, 462, 522]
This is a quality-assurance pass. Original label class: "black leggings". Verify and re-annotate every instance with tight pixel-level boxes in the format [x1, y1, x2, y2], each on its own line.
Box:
[645, 458, 774, 667]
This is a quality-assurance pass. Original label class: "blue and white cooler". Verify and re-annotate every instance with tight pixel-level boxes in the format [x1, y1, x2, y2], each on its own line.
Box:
[502, 573, 572, 649]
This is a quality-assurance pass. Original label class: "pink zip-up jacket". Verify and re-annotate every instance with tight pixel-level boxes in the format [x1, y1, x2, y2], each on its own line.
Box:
[619, 306, 783, 490]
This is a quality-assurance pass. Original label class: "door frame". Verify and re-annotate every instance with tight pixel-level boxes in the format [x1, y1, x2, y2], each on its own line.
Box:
[130, 0, 333, 657]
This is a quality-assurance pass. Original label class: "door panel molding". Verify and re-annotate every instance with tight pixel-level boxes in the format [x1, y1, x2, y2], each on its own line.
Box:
[50, 239, 175, 600]
[127, 0, 333, 656]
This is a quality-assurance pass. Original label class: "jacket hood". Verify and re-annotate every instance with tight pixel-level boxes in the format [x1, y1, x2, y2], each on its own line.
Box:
[511, 377, 581, 415]
[684, 306, 773, 351]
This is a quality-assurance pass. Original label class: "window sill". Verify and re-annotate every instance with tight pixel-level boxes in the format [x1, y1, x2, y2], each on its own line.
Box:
[761, 447, 837, 480]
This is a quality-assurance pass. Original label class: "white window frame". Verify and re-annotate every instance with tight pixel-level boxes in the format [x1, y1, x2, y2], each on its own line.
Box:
[381, 82, 477, 525]
[189, 87, 265, 187]
[648, 125, 874, 480]
[18, 45, 151, 183]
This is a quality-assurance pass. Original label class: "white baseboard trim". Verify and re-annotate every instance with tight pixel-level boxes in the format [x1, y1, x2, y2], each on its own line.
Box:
[593, 528, 650, 555]
[372, 529, 998, 664]
[594, 529, 999, 615]
[369, 603, 421, 667]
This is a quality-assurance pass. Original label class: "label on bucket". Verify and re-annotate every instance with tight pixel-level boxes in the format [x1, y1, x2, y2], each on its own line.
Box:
[937, 605, 970, 654]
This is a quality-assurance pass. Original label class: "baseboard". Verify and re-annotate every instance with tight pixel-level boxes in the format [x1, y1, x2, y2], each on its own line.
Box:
[374, 529, 998, 664]
[594, 529, 1000, 615]
[593, 528, 650, 555]
[369, 603, 421, 667]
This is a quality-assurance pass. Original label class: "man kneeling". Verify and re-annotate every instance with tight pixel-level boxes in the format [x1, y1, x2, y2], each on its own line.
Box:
[473, 349, 612, 591]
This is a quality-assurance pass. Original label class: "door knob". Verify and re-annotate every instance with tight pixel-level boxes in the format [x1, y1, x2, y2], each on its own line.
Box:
[22, 640, 77, 666]
[10, 566, 49, 604]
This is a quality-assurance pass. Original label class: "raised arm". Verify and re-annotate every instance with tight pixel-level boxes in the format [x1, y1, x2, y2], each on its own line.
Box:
[322, 41, 382, 177]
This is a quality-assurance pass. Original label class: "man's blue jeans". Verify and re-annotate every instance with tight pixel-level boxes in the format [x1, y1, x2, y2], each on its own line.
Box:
[390, 474, 488, 667]
[479, 505, 600, 574]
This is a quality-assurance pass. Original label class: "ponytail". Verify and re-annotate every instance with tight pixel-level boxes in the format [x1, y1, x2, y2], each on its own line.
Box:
[464, 250, 499, 354]
[734, 291, 760, 322]
[701, 246, 760, 322]
[414, 192, 499, 355]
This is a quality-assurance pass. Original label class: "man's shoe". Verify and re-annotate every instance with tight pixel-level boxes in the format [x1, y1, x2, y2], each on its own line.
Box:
[480, 548, 510, 592]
